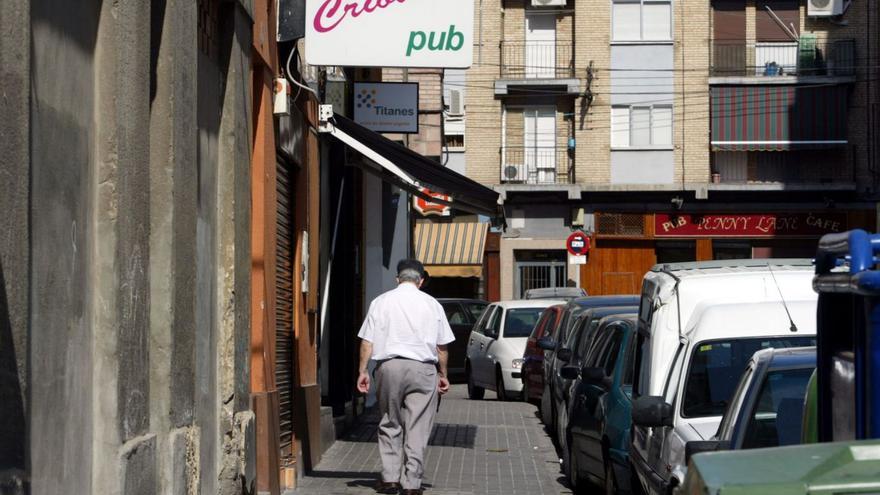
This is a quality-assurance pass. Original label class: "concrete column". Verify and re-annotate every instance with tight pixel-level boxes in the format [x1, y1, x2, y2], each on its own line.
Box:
[0, 0, 30, 493]
[29, 1, 102, 493]
[92, 0, 154, 493]
[148, 0, 200, 493]
[215, 4, 255, 494]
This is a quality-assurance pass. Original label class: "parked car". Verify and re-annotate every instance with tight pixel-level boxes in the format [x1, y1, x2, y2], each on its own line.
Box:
[524, 287, 588, 301]
[680, 230, 880, 495]
[685, 346, 816, 464]
[562, 315, 638, 494]
[538, 295, 639, 428]
[630, 260, 818, 495]
[552, 306, 638, 453]
[438, 298, 488, 378]
[466, 299, 564, 401]
[522, 304, 566, 405]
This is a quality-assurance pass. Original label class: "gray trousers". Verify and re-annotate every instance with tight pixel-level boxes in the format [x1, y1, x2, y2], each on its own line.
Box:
[375, 358, 439, 489]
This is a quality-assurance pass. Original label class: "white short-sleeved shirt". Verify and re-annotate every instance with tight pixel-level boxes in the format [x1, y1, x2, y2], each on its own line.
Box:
[358, 282, 455, 363]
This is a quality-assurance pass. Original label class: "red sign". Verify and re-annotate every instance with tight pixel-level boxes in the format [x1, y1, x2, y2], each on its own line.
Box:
[414, 188, 451, 216]
[567, 231, 591, 256]
[655, 213, 847, 238]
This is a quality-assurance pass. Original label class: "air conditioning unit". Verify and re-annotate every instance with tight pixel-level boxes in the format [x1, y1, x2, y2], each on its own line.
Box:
[447, 89, 464, 117]
[502, 164, 525, 182]
[807, 0, 847, 17]
[532, 0, 566, 7]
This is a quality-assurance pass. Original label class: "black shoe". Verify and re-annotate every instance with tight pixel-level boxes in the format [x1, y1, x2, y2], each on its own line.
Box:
[375, 480, 401, 494]
[401, 489, 423, 495]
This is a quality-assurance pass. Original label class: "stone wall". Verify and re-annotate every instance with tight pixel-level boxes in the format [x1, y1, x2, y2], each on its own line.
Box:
[0, 1, 255, 493]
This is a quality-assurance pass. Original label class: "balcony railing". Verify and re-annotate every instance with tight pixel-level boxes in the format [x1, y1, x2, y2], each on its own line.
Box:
[500, 41, 575, 79]
[711, 38, 855, 77]
[501, 147, 574, 184]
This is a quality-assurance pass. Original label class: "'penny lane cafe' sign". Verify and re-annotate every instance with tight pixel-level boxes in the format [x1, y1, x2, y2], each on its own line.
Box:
[305, 0, 475, 68]
[655, 213, 848, 238]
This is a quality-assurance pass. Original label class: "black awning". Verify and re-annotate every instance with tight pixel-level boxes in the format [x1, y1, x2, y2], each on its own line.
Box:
[331, 114, 500, 217]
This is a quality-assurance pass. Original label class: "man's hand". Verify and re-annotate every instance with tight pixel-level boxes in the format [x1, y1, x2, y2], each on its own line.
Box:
[438, 374, 450, 395]
[357, 371, 371, 394]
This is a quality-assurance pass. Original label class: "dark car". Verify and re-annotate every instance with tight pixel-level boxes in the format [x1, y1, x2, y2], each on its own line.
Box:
[525, 287, 588, 301]
[522, 304, 566, 405]
[552, 307, 637, 456]
[538, 295, 639, 428]
[438, 298, 488, 378]
[685, 346, 817, 464]
[562, 316, 638, 494]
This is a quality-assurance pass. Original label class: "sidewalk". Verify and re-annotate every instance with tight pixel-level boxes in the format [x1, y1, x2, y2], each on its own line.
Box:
[296, 385, 572, 494]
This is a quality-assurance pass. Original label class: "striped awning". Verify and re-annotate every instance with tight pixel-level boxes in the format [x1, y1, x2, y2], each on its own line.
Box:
[711, 85, 848, 151]
[414, 221, 489, 278]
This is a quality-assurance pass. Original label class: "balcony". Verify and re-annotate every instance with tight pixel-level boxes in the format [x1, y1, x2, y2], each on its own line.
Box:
[711, 150, 856, 190]
[710, 38, 855, 82]
[495, 41, 580, 96]
[500, 147, 574, 185]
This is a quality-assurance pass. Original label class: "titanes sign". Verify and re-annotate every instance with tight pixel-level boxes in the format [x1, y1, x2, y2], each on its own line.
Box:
[655, 213, 848, 238]
[353, 82, 419, 133]
[305, 0, 475, 68]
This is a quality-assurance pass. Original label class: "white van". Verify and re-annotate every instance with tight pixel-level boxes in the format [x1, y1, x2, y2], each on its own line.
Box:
[629, 260, 817, 495]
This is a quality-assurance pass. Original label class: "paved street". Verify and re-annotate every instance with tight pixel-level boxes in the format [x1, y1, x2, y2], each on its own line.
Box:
[296, 385, 572, 495]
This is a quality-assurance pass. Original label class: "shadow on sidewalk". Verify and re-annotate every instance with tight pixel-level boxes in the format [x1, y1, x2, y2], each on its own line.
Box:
[342, 408, 478, 449]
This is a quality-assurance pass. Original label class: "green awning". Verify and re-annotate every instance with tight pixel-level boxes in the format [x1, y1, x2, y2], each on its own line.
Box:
[711, 85, 849, 151]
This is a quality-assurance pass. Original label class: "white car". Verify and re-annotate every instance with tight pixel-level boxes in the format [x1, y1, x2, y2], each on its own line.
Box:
[466, 299, 564, 401]
[629, 259, 817, 495]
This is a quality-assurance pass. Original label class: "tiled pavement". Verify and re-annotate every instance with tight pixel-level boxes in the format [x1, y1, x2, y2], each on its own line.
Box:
[296, 385, 573, 495]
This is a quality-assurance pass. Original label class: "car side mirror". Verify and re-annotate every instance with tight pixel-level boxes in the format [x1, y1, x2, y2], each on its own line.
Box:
[485, 328, 498, 339]
[560, 365, 580, 380]
[685, 440, 730, 464]
[581, 366, 606, 386]
[632, 396, 674, 428]
[537, 336, 556, 351]
[557, 348, 573, 363]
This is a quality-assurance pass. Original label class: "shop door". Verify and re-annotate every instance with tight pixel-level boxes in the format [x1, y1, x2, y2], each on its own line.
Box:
[526, 12, 556, 78]
[275, 157, 296, 454]
[524, 107, 557, 183]
[516, 261, 567, 298]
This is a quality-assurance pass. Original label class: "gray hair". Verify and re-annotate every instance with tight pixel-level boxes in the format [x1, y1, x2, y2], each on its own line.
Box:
[397, 268, 423, 284]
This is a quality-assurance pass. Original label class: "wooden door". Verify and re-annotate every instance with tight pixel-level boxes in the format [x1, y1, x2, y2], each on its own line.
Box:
[580, 240, 657, 296]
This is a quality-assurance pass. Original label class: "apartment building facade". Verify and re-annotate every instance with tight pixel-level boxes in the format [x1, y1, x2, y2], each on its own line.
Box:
[453, 0, 879, 297]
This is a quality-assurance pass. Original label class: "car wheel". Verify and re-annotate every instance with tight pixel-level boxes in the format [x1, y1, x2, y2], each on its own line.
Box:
[496, 370, 508, 401]
[566, 434, 585, 492]
[540, 383, 553, 425]
[466, 363, 484, 400]
[604, 457, 618, 495]
[556, 406, 568, 453]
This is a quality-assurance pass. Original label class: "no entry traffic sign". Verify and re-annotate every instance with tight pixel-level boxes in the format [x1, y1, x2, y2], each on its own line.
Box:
[566, 231, 591, 256]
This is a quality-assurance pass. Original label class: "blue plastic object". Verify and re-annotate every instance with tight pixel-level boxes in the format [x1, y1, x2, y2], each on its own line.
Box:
[814, 229, 880, 440]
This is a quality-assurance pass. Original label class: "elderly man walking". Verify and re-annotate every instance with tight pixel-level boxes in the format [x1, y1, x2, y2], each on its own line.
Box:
[356, 259, 454, 495]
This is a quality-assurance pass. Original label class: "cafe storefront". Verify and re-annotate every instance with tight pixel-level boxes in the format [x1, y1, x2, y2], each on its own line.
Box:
[579, 210, 875, 295]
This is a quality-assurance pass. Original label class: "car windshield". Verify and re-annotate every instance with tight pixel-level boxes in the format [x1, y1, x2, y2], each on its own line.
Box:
[464, 302, 488, 321]
[504, 308, 545, 338]
[742, 367, 815, 449]
[682, 336, 815, 418]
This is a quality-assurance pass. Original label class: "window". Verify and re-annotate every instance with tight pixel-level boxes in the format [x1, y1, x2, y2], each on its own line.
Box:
[503, 308, 545, 338]
[464, 302, 488, 321]
[612, 0, 672, 41]
[742, 367, 814, 449]
[486, 307, 503, 336]
[443, 303, 469, 325]
[474, 306, 496, 335]
[600, 329, 625, 376]
[622, 330, 637, 392]
[444, 133, 465, 151]
[611, 105, 673, 148]
[682, 336, 816, 418]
